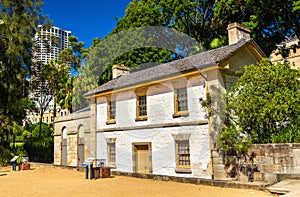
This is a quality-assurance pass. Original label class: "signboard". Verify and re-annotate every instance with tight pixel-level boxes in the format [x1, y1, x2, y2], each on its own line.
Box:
[10, 156, 19, 163]
[82, 157, 95, 167]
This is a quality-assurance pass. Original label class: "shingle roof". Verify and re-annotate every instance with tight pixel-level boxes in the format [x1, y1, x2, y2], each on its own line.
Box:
[84, 38, 261, 97]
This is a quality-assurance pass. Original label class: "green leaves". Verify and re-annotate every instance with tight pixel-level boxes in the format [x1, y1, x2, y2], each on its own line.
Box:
[226, 59, 300, 143]
[0, 0, 47, 149]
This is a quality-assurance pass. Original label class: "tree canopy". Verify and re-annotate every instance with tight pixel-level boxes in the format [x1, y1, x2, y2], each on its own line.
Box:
[225, 59, 300, 143]
[0, 0, 47, 149]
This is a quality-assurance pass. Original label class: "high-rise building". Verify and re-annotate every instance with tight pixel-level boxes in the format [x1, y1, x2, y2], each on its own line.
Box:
[34, 25, 71, 64]
[26, 25, 72, 125]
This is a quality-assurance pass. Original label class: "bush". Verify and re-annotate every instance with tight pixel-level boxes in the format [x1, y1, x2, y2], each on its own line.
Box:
[271, 123, 300, 143]
[0, 147, 13, 166]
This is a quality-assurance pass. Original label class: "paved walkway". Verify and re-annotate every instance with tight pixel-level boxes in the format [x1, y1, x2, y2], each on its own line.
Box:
[267, 179, 300, 197]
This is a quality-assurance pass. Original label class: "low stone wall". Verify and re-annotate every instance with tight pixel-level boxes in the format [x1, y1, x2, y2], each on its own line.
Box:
[249, 143, 300, 174]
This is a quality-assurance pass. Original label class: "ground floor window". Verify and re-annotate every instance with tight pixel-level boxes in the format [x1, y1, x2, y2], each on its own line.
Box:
[172, 133, 191, 173]
[106, 138, 116, 167]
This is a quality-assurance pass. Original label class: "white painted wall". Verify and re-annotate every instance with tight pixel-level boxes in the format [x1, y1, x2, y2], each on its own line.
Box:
[96, 76, 207, 131]
[96, 125, 211, 178]
[95, 75, 211, 178]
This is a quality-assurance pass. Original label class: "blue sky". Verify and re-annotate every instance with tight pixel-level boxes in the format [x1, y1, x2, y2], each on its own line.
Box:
[41, 0, 132, 48]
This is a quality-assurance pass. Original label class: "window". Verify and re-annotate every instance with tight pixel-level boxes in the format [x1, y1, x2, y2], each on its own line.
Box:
[106, 100, 116, 124]
[136, 95, 147, 121]
[173, 134, 191, 173]
[173, 87, 189, 117]
[176, 140, 190, 169]
[107, 138, 116, 167]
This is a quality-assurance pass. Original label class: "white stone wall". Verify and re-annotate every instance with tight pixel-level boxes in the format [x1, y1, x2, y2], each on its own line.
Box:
[96, 125, 210, 178]
[95, 75, 211, 178]
[96, 76, 207, 130]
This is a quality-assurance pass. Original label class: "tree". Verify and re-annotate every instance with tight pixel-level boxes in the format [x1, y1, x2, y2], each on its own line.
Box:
[225, 59, 300, 143]
[213, 0, 300, 56]
[30, 59, 70, 138]
[58, 36, 89, 111]
[0, 0, 47, 150]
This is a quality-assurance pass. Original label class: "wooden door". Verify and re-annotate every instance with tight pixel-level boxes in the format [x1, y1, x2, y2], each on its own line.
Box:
[133, 144, 152, 174]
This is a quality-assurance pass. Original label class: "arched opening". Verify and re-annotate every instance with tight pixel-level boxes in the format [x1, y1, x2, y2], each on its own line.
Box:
[77, 125, 85, 167]
[61, 127, 68, 166]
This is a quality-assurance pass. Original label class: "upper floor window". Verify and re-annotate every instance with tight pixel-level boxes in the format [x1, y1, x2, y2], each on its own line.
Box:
[106, 100, 116, 124]
[173, 87, 189, 117]
[135, 87, 148, 121]
[136, 95, 147, 121]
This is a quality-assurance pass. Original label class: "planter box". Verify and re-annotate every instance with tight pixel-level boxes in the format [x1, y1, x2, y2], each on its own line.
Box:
[21, 163, 30, 170]
[100, 167, 111, 178]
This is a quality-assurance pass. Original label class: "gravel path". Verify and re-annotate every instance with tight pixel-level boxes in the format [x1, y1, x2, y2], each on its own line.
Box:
[0, 165, 276, 197]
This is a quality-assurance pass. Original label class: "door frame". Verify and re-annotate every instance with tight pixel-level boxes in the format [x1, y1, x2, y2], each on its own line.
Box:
[132, 142, 152, 174]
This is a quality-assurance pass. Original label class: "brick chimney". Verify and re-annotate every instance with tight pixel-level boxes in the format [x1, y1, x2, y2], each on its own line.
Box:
[112, 64, 130, 79]
[227, 22, 251, 45]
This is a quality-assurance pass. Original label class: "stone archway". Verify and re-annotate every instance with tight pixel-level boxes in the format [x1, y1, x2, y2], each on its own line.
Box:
[61, 127, 68, 166]
[77, 125, 85, 167]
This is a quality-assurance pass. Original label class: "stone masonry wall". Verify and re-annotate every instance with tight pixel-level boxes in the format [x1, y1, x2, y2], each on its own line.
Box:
[249, 143, 300, 174]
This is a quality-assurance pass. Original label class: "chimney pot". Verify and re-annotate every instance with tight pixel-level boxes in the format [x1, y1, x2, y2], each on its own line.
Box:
[112, 64, 130, 79]
[227, 22, 251, 45]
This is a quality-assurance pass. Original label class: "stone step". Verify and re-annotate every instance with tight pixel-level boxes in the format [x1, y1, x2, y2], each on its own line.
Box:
[267, 179, 300, 195]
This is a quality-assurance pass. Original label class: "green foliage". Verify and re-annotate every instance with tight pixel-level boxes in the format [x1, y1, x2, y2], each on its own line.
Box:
[214, 0, 300, 56]
[226, 59, 300, 143]
[23, 123, 54, 163]
[0, 0, 47, 150]
[218, 125, 255, 156]
[0, 146, 13, 166]
[271, 123, 300, 143]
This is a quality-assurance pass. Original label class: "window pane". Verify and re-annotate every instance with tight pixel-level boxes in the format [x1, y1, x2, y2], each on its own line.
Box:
[177, 140, 190, 167]
[110, 101, 116, 119]
[108, 142, 116, 163]
[177, 88, 188, 112]
[138, 96, 147, 116]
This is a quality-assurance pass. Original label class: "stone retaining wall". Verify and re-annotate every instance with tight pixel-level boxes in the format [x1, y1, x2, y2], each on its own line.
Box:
[249, 143, 300, 174]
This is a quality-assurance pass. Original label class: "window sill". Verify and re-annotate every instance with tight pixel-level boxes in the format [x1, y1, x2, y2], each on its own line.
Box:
[175, 168, 192, 174]
[135, 116, 148, 121]
[173, 111, 189, 118]
[106, 119, 116, 125]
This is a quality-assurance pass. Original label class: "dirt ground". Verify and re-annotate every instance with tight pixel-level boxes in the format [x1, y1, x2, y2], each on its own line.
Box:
[0, 164, 276, 197]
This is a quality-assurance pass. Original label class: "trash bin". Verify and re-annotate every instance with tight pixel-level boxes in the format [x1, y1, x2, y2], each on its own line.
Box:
[93, 167, 100, 179]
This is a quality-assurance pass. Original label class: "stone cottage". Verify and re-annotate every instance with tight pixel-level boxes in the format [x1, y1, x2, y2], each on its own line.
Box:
[54, 23, 265, 179]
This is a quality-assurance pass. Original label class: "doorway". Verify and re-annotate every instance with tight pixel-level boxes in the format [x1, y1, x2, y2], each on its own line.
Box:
[77, 125, 85, 167]
[61, 127, 68, 166]
[132, 143, 152, 174]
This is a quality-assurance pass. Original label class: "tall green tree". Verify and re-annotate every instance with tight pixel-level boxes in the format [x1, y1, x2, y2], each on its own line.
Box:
[214, 0, 300, 56]
[0, 0, 47, 149]
[226, 59, 300, 143]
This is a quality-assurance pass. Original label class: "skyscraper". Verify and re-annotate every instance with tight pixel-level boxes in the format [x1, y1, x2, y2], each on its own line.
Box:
[27, 25, 71, 125]
[34, 25, 71, 64]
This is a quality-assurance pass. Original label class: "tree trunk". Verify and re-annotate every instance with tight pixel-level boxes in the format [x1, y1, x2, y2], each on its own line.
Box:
[38, 109, 44, 140]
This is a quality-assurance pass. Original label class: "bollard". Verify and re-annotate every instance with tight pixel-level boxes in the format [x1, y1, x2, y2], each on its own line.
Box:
[90, 163, 93, 180]
[85, 166, 89, 179]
